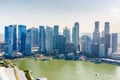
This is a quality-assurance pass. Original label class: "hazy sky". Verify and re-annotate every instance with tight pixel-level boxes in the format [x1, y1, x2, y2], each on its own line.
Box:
[0, 0, 120, 34]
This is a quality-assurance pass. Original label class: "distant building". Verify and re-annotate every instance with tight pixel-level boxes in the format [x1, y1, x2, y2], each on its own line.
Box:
[105, 34, 111, 56]
[46, 26, 53, 53]
[110, 52, 120, 60]
[9, 25, 17, 51]
[53, 25, 59, 50]
[25, 29, 31, 56]
[39, 26, 46, 53]
[99, 44, 105, 57]
[30, 27, 38, 47]
[112, 33, 118, 53]
[104, 22, 110, 35]
[5, 25, 16, 58]
[91, 43, 99, 56]
[92, 21, 100, 44]
[65, 43, 77, 54]
[18, 25, 26, 53]
[81, 35, 91, 54]
[0, 43, 4, 52]
[72, 22, 80, 50]
[58, 35, 66, 54]
[63, 27, 70, 43]
[104, 22, 110, 57]
[53, 25, 59, 36]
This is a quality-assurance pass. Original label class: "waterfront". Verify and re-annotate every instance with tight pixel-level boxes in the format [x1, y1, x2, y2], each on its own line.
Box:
[13, 59, 120, 80]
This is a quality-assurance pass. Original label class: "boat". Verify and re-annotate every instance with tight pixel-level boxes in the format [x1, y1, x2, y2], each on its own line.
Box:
[36, 77, 48, 80]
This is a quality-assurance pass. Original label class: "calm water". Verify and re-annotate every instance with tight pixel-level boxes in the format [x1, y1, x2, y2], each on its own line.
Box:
[13, 59, 120, 80]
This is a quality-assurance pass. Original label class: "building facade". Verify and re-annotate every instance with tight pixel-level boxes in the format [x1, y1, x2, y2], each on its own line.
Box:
[39, 26, 46, 53]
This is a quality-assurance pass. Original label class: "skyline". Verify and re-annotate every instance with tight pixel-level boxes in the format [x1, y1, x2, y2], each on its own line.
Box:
[0, 0, 120, 34]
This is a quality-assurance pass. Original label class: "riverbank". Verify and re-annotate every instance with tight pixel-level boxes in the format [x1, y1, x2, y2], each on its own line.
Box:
[4, 53, 120, 67]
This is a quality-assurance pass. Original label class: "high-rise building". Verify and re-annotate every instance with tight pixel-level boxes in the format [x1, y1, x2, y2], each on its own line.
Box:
[53, 25, 59, 50]
[9, 25, 17, 51]
[58, 35, 66, 54]
[25, 29, 31, 56]
[18, 25, 26, 53]
[39, 26, 46, 53]
[30, 27, 38, 47]
[112, 33, 118, 53]
[4, 26, 14, 58]
[99, 44, 105, 57]
[105, 22, 110, 35]
[54, 25, 59, 36]
[91, 21, 100, 57]
[72, 22, 79, 49]
[104, 22, 110, 57]
[65, 42, 77, 54]
[105, 34, 111, 56]
[46, 26, 53, 53]
[91, 43, 99, 56]
[0, 43, 4, 52]
[63, 27, 70, 43]
[92, 21, 100, 44]
[81, 35, 91, 54]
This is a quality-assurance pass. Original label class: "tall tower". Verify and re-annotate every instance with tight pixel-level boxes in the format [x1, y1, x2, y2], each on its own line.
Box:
[46, 26, 53, 53]
[105, 22, 110, 35]
[39, 26, 46, 53]
[53, 25, 59, 50]
[92, 21, 100, 44]
[63, 27, 70, 43]
[5, 26, 12, 58]
[4, 25, 17, 58]
[9, 25, 17, 51]
[112, 33, 118, 53]
[25, 29, 31, 56]
[81, 35, 91, 54]
[104, 22, 110, 56]
[72, 22, 79, 50]
[18, 25, 26, 53]
[91, 21, 100, 56]
[30, 27, 39, 47]
[54, 25, 59, 36]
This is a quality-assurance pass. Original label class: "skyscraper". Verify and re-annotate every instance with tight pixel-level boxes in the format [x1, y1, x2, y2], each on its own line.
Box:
[58, 35, 66, 54]
[4, 25, 16, 58]
[30, 27, 38, 47]
[18, 25, 26, 53]
[54, 25, 59, 36]
[53, 25, 59, 50]
[99, 44, 105, 57]
[72, 22, 79, 50]
[9, 25, 17, 51]
[91, 21, 100, 56]
[81, 35, 91, 54]
[63, 27, 70, 43]
[105, 22, 110, 35]
[5, 25, 17, 58]
[25, 29, 31, 56]
[105, 34, 111, 56]
[39, 26, 46, 53]
[92, 21, 100, 44]
[91, 43, 99, 56]
[112, 33, 118, 53]
[46, 26, 53, 53]
[104, 22, 110, 56]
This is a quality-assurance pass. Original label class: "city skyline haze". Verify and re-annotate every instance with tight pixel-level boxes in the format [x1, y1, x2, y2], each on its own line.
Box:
[0, 0, 120, 34]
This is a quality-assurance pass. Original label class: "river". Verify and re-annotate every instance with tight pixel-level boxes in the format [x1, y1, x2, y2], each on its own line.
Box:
[13, 59, 120, 80]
